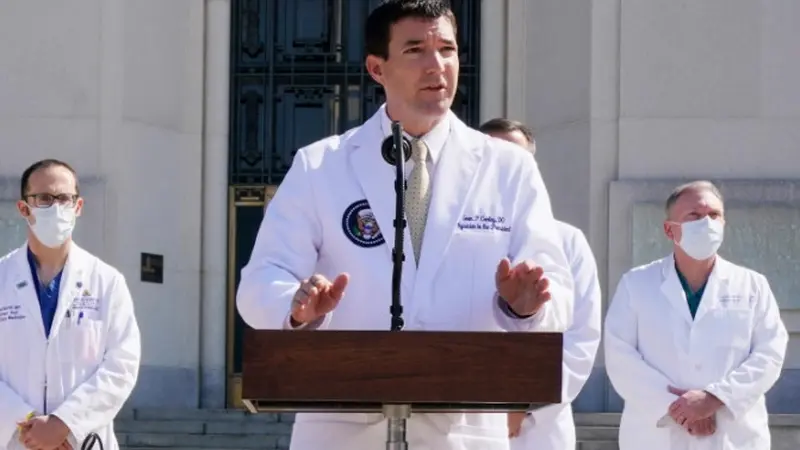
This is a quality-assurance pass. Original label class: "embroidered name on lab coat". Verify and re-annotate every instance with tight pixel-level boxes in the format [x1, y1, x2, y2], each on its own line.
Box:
[457, 213, 511, 232]
[71, 295, 101, 312]
[0, 305, 26, 323]
[719, 294, 755, 307]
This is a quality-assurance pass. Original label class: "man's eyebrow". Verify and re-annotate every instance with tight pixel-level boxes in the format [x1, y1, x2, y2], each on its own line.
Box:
[402, 39, 424, 47]
[402, 38, 457, 47]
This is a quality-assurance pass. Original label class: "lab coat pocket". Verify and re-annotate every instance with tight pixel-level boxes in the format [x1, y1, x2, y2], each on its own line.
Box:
[431, 231, 509, 329]
[57, 314, 104, 364]
[710, 308, 753, 350]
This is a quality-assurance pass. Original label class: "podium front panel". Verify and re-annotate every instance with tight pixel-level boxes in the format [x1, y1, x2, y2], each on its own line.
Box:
[242, 329, 563, 410]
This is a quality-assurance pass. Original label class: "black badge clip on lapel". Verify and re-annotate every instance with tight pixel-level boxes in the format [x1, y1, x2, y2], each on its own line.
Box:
[380, 122, 412, 450]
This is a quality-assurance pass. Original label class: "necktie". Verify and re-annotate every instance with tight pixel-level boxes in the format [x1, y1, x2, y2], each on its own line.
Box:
[406, 139, 432, 264]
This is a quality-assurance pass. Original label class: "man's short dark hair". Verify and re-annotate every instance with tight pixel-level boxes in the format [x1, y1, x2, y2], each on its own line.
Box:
[20, 159, 80, 199]
[478, 118, 535, 144]
[365, 0, 457, 59]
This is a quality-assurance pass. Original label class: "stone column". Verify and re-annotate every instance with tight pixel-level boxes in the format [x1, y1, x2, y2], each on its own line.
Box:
[200, 0, 231, 409]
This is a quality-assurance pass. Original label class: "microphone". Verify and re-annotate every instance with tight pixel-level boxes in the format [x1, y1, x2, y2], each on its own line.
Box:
[386, 122, 407, 332]
[381, 134, 412, 165]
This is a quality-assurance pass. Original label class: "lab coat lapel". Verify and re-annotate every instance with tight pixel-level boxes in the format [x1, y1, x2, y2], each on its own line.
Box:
[49, 244, 86, 339]
[659, 257, 694, 325]
[10, 245, 45, 338]
[692, 257, 731, 323]
[416, 117, 481, 285]
[348, 109, 417, 290]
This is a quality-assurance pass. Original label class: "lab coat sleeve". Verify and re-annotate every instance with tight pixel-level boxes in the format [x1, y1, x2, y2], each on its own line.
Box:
[561, 230, 602, 403]
[604, 275, 678, 423]
[51, 273, 141, 444]
[236, 149, 329, 330]
[494, 156, 574, 332]
[704, 275, 788, 420]
[0, 382, 35, 447]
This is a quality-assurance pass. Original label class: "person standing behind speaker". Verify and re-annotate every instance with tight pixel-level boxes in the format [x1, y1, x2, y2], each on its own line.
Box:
[480, 118, 602, 450]
[235, 1, 575, 449]
[604, 181, 787, 450]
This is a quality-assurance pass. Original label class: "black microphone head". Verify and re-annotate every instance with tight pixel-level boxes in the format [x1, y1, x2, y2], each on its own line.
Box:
[381, 135, 412, 165]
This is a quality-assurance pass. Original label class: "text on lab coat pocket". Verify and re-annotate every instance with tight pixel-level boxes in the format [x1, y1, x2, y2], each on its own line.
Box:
[57, 311, 105, 364]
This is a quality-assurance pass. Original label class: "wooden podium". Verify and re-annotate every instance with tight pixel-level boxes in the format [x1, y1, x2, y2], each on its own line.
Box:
[240, 329, 563, 414]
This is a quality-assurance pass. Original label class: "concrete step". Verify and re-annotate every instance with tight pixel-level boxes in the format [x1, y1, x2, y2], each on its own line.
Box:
[574, 413, 621, 426]
[121, 433, 287, 449]
[575, 426, 618, 441]
[122, 409, 620, 424]
[122, 408, 295, 423]
[577, 443, 618, 450]
[116, 410, 799, 450]
[116, 420, 293, 436]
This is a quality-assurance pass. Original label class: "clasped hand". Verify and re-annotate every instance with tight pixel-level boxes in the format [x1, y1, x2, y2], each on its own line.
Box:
[290, 258, 550, 325]
[667, 386, 724, 437]
[17, 415, 71, 450]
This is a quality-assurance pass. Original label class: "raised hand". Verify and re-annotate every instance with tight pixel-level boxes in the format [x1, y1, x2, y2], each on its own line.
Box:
[290, 273, 349, 326]
[496, 258, 551, 316]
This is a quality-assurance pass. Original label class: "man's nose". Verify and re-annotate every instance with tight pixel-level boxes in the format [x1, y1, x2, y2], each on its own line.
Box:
[424, 51, 445, 73]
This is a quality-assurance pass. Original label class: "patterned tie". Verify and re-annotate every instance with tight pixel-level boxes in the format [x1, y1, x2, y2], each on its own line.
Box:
[406, 139, 432, 264]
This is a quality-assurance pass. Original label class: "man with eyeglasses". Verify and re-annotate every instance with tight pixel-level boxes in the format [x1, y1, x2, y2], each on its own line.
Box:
[0, 159, 141, 450]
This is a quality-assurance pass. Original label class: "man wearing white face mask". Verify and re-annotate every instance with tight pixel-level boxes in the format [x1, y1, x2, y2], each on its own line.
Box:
[604, 180, 787, 450]
[0, 159, 140, 450]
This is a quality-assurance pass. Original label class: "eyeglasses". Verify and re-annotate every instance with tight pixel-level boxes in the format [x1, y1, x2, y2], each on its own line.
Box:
[25, 193, 79, 208]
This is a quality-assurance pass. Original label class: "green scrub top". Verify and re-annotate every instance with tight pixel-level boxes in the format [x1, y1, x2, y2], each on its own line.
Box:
[676, 265, 707, 319]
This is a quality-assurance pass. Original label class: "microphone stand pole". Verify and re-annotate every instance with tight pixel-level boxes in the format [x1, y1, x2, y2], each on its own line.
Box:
[384, 121, 410, 450]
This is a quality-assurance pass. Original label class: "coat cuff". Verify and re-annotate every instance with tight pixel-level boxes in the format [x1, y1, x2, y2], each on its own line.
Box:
[282, 312, 330, 330]
[703, 383, 741, 419]
[497, 294, 541, 320]
[49, 411, 83, 447]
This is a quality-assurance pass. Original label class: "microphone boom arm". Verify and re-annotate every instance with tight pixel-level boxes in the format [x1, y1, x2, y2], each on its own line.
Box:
[389, 122, 408, 332]
[382, 122, 412, 450]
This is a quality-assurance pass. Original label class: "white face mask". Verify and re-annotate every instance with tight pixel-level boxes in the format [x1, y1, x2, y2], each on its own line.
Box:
[676, 216, 724, 261]
[26, 203, 77, 248]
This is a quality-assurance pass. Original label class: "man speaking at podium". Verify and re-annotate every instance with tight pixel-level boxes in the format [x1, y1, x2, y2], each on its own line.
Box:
[236, 1, 574, 449]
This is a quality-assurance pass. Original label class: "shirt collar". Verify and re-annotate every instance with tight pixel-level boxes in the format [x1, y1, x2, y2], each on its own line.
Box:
[379, 104, 451, 165]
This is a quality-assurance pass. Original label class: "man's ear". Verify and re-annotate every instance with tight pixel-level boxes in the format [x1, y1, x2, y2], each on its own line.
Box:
[365, 55, 385, 85]
[75, 197, 84, 217]
[663, 221, 675, 241]
[16, 200, 29, 219]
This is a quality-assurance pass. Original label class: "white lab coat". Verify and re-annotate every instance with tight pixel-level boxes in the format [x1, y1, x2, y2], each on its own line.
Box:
[604, 255, 787, 450]
[511, 221, 602, 450]
[0, 244, 141, 450]
[237, 105, 574, 450]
